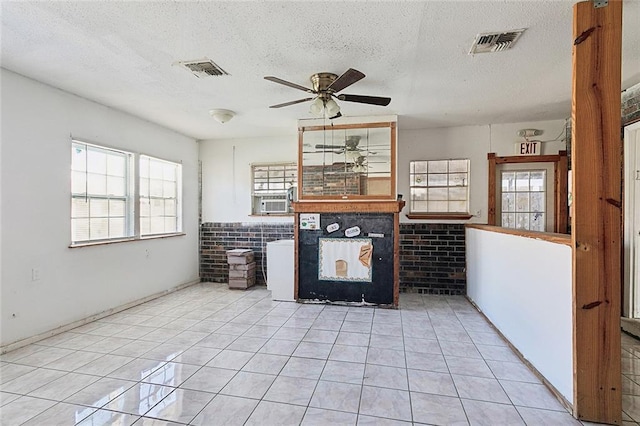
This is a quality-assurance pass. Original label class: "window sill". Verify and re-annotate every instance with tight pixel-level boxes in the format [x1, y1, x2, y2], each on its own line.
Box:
[248, 213, 294, 217]
[405, 213, 474, 220]
[69, 232, 186, 248]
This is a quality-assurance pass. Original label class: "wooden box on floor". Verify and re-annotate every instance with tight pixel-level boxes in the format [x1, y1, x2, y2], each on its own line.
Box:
[226, 249, 256, 289]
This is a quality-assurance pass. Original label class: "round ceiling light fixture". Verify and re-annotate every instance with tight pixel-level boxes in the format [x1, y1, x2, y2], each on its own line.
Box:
[209, 109, 235, 124]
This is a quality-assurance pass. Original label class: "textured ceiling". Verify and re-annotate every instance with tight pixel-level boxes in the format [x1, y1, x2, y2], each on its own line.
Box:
[2, 1, 639, 140]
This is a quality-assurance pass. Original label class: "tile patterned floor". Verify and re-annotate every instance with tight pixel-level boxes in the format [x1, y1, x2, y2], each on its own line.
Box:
[0, 283, 634, 425]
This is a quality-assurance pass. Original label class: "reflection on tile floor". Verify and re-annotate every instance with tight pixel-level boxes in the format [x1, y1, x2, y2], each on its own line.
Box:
[0, 283, 632, 425]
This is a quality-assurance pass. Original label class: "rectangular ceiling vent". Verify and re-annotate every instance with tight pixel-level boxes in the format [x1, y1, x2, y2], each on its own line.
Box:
[469, 29, 526, 54]
[177, 58, 229, 78]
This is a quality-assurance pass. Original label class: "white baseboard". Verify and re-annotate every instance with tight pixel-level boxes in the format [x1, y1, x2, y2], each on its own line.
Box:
[1, 279, 200, 354]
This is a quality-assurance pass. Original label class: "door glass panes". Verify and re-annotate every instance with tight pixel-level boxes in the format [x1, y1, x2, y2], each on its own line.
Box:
[410, 159, 470, 213]
[501, 170, 546, 232]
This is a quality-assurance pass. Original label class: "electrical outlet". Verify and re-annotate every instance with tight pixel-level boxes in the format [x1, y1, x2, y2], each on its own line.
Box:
[31, 268, 41, 281]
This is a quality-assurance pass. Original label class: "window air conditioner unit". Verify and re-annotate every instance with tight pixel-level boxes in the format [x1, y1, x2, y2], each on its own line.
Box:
[260, 196, 288, 214]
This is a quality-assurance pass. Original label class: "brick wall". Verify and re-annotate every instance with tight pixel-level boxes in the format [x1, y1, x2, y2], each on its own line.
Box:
[200, 222, 294, 285]
[200, 221, 467, 294]
[302, 165, 361, 196]
[399, 223, 466, 295]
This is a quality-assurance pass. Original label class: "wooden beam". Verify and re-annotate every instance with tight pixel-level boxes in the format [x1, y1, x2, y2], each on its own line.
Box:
[494, 154, 565, 164]
[487, 153, 497, 225]
[556, 151, 569, 234]
[571, 0, 622, 423]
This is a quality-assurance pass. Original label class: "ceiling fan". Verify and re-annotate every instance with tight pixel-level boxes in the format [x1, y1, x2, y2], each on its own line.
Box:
[264, 68, 391, 118]
[315, 135, 370, 154]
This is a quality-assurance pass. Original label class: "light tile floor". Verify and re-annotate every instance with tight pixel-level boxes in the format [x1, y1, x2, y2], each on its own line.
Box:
[0, 283, 634, 425]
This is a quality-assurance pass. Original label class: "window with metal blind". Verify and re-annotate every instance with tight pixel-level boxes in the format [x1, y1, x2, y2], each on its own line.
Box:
[71, 142, 133, 243]
[139, 155, 182, 236]
[409, 159, 470, 213]
[251, 163, 297, 214]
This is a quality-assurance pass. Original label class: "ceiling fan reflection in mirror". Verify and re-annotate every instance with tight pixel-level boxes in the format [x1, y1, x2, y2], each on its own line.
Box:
[264, 68, 391, 119]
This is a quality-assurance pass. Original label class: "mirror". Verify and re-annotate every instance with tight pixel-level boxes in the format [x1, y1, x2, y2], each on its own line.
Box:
[299, 122, 396, 200]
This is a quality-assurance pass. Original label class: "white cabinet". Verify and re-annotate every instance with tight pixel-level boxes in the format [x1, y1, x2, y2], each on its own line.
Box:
[266, 239, 295, 301]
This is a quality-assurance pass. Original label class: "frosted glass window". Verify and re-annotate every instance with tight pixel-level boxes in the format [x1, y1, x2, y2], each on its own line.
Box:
[252, 163, 297, 195]
[409, 159, 470, 213]
[251, 162, 297, 214]
[71, 142, 132, 243]
[139, 155, 182, 236]
[500, 169, 546, 231]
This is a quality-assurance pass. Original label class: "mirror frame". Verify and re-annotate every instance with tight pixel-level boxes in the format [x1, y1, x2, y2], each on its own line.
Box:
[298, 121, 396, 201]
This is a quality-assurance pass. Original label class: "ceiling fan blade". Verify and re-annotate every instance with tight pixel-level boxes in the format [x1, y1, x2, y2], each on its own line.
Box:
[329, 111, 342, 120]
[315, 144, 346, 149]
[269, 98, 314, 108]
[337, 94, 391, 106]
[327, 68, 365, 93]
[264, 76, 314, 93]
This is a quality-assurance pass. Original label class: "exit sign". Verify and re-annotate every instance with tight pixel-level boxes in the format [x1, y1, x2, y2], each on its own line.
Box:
[515, 141, 541, 156]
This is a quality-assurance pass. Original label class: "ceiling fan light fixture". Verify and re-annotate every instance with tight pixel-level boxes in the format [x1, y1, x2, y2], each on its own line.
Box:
[209, 109, 235, 124]
[352, 164, 366, 173]
[309, 97, 325, 116]
[325, 98, 340, 117]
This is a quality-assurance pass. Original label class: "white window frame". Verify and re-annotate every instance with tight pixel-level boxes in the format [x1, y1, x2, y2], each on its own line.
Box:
[409, 159, 470, 214]
[139, 155, 183, 236]
[70, 140, 184, 246]
[71, 141, 134, 244]
[499, 168, 548, 232]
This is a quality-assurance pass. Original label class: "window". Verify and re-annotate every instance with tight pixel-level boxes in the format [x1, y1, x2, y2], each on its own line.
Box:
[140, 156, 182, 236]
[501, 170, 546, 231]
[409, 159, 470, 214]
[71, 141, 183, 245]
[71, 142, 133, 242]
[251, 163, 297, 214]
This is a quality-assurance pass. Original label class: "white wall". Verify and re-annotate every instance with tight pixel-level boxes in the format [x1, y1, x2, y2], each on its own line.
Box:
[398, 119, 567, 223]
[0, 69, 200, 347]
[199, 135, 297, 223]
[466, 227, 573, 404]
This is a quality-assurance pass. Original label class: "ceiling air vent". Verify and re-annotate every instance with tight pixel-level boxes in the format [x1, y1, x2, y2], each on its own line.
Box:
[469, 29, 526, 54]
[176, 58, 229, 78]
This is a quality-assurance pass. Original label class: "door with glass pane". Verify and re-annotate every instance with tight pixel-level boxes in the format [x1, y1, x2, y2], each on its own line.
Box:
[496, 163, 555, 232]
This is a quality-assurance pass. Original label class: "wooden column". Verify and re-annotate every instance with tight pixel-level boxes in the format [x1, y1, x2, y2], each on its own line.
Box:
[487, 153, 497, 225]
[555, 151, 569, 234]
[572, 0, 622, 423]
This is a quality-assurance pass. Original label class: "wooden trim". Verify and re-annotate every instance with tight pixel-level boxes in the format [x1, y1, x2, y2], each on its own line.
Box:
[297, 128, 304, 201]
[292, 201, 405, 214]
[556, 151, 569, 234]
[571, 0, 622, 423]
[390, 122, 397, 200]
[465, 224, 572, 247]
[487, 152, 567, 232]
[298, 121, 396, 201]
[487, 153, 497, 225]
[494, 154, 564, 164]
[299, 121, 394, 132]
[406, 213, 473, 220]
